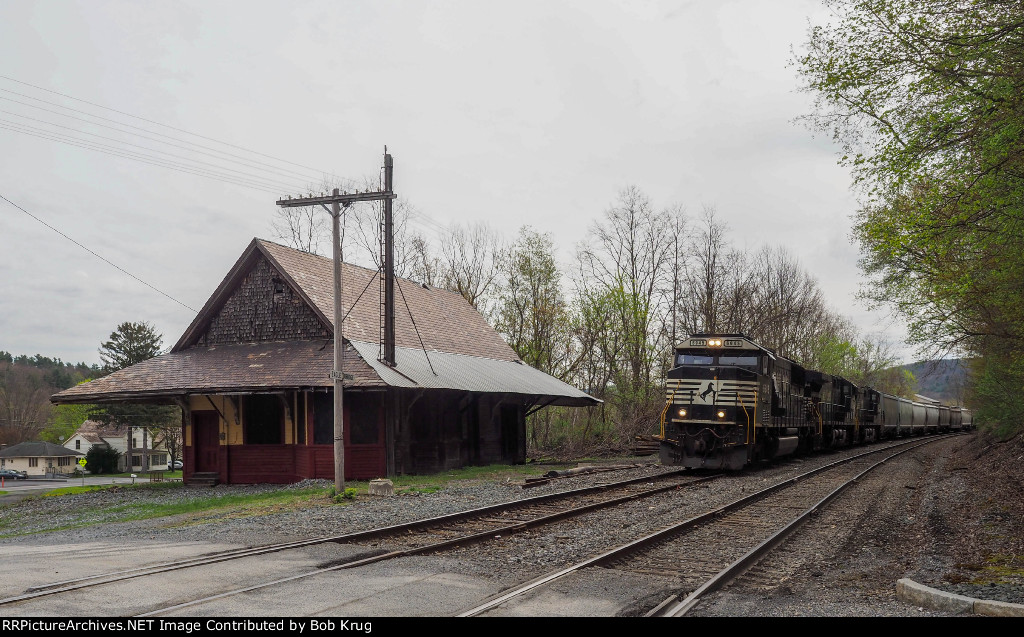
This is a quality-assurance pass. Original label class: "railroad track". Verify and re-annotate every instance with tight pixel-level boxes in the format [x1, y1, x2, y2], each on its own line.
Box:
[1, 436, 954, 616]
[458, 435, 957, 617]
[0, 466, 711, 614]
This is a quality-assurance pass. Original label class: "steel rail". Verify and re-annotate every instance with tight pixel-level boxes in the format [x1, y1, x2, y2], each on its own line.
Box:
[0, 467, 692, 607]
[457, 435, 958, 617]
[134, 474, 720, 617]
[649, 436, 945, 616]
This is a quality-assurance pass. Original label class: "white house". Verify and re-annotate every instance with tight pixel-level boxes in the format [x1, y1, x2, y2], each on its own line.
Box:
[64, 420, 170, 472]
[0, 441, 84, 477]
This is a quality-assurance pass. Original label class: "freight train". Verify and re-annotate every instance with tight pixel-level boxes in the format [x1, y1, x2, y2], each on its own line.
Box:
[657, 333, 972, 470]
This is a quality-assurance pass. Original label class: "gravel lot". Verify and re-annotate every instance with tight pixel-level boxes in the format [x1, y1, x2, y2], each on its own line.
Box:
[0, 430, 1020, 616]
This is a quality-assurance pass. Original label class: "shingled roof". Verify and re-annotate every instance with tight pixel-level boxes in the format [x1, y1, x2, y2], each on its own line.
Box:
[174, 239, 518, 361]
[0, 441, 83, 458]
[52, 340, 378, 403]
[52, 238, 597, 407]
[70, 419, 124, 444]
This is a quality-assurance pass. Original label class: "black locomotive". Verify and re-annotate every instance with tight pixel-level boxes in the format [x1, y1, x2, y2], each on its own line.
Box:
[657, 333, 972, 470]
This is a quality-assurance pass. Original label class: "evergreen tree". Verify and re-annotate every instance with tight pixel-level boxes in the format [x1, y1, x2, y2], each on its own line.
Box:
[98, 321, 165, 373]
[91, 322, 180, 470]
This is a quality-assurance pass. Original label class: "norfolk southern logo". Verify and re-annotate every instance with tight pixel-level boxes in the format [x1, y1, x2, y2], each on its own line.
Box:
[698, 381, 718, 404]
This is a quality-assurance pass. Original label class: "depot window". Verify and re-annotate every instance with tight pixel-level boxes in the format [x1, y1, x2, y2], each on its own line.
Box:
[244, 394, 284, 444]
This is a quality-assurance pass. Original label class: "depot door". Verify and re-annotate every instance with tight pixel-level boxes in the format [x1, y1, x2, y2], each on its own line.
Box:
[192, 411, 220, 473]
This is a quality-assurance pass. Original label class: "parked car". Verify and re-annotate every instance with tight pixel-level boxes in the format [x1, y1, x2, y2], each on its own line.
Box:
[0, 468, 27, 480]
[170, 460, 183, 470]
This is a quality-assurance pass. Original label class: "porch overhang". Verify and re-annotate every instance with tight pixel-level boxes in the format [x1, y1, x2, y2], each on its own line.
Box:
[50, 340, 381, 405]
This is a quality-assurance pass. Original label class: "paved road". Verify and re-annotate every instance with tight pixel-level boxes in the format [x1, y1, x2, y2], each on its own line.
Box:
[0, 537, 502, 617]
[0, 475, 153, 505]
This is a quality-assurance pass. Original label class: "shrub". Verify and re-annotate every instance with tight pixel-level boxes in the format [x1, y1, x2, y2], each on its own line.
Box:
[85, 446, 121, 474]
[333, 487, 357, 503]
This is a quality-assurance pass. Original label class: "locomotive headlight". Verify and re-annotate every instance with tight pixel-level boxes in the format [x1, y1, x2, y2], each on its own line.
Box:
[717, 410, 726, 419]
[677, 408, 687, 418]
[708, 339, 722, 347]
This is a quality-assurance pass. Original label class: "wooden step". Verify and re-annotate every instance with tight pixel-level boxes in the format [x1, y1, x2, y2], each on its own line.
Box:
[189, 471, 219, 486]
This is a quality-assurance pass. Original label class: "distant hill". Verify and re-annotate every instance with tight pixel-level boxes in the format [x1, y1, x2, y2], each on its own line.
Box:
[902, 359, 970, 406]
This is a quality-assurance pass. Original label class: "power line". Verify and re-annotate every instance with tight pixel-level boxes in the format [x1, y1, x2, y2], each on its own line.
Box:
[0, 79, 439, 228]
[0, 123, 285, 193]
[412, 211, 449, 233]
[0, 77, 359, 187]
[0, 193, 198, 313]
[0, 108, 315, 191]
[0, 119, 304, 193]
[0, 95, 320, 192]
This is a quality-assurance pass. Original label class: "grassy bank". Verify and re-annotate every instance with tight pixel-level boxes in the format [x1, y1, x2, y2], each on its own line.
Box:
[0, 461, 575, 538]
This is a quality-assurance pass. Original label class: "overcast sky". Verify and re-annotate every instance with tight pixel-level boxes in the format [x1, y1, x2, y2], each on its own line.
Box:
[0, 0, 910, 367]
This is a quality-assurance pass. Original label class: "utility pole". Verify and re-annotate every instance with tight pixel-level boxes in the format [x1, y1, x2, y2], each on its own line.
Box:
[383, 154, 396, 366]
[276, 153, 396, 492]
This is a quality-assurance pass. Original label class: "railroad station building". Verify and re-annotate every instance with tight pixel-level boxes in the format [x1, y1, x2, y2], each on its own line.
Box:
[50, 238, 597, 485]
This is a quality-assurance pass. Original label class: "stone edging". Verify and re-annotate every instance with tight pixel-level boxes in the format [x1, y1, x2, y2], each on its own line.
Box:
[897, 578, 1024, 617]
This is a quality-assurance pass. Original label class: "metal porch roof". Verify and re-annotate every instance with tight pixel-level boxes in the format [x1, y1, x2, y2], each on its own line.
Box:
[348, 340, 599, 407]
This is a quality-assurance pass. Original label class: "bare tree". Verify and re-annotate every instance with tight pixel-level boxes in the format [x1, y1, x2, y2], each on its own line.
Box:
[439, 221, 505, 316]
[848, 333, 914, 396]
[271, 204, 330, 254]
[405, 231, 442, 287]
[669, 215, 859, 368]
[151, 424, 183, 468]
[659, 205, 689, 351]
[270, 176, 336, 254]
[572, 186, 678, 443]
[345, 178, 424, 278]
[679, 206, 730, 334]
[745, 245, 845, 360]
[0, 363, 52, 445]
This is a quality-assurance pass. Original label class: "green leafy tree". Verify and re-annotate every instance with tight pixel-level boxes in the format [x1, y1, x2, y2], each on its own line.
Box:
[968, 354, 1024, 436]
[1, 354, 97, 445]
[496, 226, 569, 376]
[802, 333, 916, 399]
[795, 0, 1024, 434]
[41, 401, 93, 444]
[804, 334, 858, 380]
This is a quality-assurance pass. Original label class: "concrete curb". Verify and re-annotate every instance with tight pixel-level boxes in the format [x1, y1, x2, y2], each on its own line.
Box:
[897, 578, 1024, 617]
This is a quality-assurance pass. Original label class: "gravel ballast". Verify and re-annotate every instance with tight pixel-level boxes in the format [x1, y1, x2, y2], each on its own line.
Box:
[0, 431, 1021, 616]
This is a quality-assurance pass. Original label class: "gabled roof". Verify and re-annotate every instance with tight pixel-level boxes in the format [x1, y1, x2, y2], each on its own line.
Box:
[174, 238, 518, 361]
[70, 419, 123, 444]
[52, 238, 598, 407]
[0, 441, 83, 458]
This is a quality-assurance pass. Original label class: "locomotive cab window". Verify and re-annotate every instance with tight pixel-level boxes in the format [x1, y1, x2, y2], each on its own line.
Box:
[675, 353, 713, 366]
[717, 355, 759, 368]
